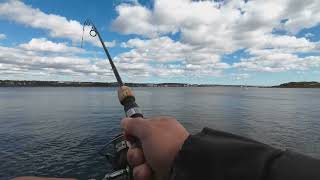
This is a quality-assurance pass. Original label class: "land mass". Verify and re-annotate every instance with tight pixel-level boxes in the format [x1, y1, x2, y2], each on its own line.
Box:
[0, 80, 257, 87]
[272, 81, 320, 88]
[0, 80, 319, 88]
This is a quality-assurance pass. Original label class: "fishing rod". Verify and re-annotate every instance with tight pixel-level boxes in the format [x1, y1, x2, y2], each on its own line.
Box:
[82, 19, 143, 180]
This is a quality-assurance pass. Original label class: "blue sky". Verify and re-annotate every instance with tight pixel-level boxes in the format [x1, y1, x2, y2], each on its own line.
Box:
[0, 0, 319, 85]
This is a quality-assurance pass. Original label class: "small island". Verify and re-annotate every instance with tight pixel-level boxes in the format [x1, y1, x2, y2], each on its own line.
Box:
[273, 81, 320, 88]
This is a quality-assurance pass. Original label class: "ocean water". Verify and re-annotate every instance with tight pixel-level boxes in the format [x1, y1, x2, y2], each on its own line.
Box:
[0, 87, 320, 179]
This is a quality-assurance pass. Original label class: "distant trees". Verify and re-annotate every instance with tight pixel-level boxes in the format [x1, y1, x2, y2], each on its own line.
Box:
[277, 81, 320, 88]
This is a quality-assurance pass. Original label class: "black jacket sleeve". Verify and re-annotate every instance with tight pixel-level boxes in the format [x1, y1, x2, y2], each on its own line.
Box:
[170, 127, 320, 180]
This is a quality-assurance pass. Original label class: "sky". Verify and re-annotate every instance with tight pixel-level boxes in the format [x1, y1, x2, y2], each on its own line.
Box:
[0, 0, 320, 85]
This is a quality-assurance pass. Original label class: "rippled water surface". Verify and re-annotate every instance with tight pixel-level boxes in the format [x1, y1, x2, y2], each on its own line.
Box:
[1, 87, 320, 179]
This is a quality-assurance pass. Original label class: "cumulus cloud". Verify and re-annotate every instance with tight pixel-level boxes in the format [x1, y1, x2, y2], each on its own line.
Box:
[19, 38, 84, 54]
[0, 33, 6, 40]
[0, 43, 170, 81]
[1, 0, 320, 82]
[113, 0, 320, 37]
[0, 44, 116, 80]
[112, 0, 320, 50]
[112, 4, 157, 37]
[279, 0, 320, 34]
[118, 36, 191, 62]
[231, 73, 250, 80]
[116, 36, 230, 77]
[305, 33, 314, 38]
[118, 36, 228, 66]
[112, 0, 320, 75]
[234, 52, 320, 72]
[103, 40, 116, 48]
[0, 0, 115, 47]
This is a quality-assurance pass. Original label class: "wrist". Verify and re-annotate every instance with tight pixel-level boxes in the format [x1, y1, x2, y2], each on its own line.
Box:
[169, 134, 192, 179]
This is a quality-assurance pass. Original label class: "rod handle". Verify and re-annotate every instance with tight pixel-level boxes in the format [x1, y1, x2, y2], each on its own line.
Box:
[118, 86, 143, 118]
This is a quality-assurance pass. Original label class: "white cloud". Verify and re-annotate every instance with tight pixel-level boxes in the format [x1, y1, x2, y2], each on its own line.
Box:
[116, 36, 230, 76]
[104, 40, 116, 48]
[0, 44, 115, 79]
[112, 0, 320, 39]
[231, 73, 250, 80]
[19, 38, 84, 53]
[0, 0, 115, 47]
[248, 35, 317, 53]
[112, 0, 320, 51]
[0, 33, 6, 40]
[1, 0, 320, 82]
[0, 42, 157, 81]
[234, 52, 320, 72]
[280, 0, 320, 34]
[118, 36, 191, 62]
[112, 4, 156, 37]
[113, 0, 320, 75]
[305, 33, 314, 38]
[118, 36, 227, 66]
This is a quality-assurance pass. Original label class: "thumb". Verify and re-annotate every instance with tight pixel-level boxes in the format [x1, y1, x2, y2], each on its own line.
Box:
[121, 117, 149, 140]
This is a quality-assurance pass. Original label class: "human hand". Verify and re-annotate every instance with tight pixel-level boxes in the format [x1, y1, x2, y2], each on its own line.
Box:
[121, 116, 190, 180]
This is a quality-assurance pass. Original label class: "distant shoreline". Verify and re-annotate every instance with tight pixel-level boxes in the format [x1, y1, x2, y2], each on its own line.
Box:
[271, 81, 320, 88]
[0, 80, 260, 88]
[0, 80, 319, 88]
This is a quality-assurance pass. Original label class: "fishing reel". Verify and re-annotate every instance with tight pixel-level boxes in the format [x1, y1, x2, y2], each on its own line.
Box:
[99, 86, 144, 180]
[100, 134, 132, 180]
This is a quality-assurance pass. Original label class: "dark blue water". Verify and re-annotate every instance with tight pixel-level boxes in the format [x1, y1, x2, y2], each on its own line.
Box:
[1, 87, 320, 180]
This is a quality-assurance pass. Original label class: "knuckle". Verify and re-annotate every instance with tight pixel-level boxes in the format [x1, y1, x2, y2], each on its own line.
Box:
[133, 165, 150, 180]
[127, 149, 135, 164]
[133, 167, 141, 179]
[127, 148, 144, 166]
[159, 116, 176, 123]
